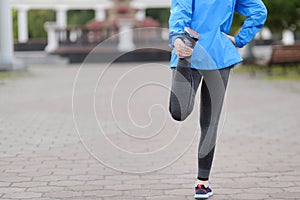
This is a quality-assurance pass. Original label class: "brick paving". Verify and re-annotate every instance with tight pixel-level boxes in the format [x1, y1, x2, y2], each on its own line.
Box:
[0, 63, 299, 199]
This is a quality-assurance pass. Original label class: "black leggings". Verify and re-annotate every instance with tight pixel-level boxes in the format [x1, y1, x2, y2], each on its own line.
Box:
[169, 66, 231, 180]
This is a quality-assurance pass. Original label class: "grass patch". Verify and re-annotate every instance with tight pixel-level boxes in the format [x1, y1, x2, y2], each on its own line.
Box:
[264, 74, 300, 81]
[0, 72, 14, 79]
[0, 70, 31, 86]
[0, 70, 31, 79]
[234, 64, 300, 81]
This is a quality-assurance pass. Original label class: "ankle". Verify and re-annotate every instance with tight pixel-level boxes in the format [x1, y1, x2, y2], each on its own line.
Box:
[196, 179, 210, 187]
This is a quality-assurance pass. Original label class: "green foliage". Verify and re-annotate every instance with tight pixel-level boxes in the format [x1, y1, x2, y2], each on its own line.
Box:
[0, 72, 13, 79]
[0, 71, 28, 79]
[14, 9, 94, 39]
[28, 10, 55, 39]
[263, 0, 300, 33]
[230, 13, 246, 35]
[145, 8, 254, 34]
[146, 8, 170, 26]
[67, 10, 95, 26]
[12, 10, 18, 40]
[12, 1, 300, 39]
[145, 1, 300, 34]
[234, 65, 300, 81]
[232, 0, 300, 34]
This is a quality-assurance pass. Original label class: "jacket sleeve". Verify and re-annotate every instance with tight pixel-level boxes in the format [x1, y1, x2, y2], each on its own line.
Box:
[168, 0, 193, 48]
[234, 0, 268, 48]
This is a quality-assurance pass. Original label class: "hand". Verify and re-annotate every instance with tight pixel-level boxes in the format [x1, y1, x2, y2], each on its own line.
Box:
[174, 38, 193, 58]
[223, 33, 237, 46]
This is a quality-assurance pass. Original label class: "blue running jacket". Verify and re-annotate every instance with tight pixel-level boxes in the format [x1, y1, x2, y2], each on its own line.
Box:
[169, 0, 267, 70]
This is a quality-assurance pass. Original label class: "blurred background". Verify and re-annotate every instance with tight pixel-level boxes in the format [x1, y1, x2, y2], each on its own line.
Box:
[0, 1, 300, 199]
[0, 0, 299, 72]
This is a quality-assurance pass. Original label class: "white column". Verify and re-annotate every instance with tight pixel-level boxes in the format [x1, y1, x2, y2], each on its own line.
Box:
[56, 6, 67, 41]
[135, 9, 146, 21]
[17, 7, 29, 43]
[56, 7, 67, 28]
[0, 0, 23, 70]
[95, 7, 106, 21]
[282, 29, 295, 45]
[118, 19, 135, 52]
[44, 22, 59, 53]
[261, 27, 272, 40]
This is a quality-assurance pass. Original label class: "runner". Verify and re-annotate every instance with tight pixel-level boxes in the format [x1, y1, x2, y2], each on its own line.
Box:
[168, 0, 267, 199]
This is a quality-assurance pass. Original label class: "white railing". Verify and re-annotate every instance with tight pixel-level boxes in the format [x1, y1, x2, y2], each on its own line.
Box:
[44, 21, 169, 53]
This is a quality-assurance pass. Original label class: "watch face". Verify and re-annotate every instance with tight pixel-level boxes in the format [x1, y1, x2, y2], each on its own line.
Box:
[184, 27, 200, 39]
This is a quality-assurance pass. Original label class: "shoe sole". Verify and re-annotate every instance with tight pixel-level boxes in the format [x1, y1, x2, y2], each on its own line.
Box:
[194, 191, 213, 199]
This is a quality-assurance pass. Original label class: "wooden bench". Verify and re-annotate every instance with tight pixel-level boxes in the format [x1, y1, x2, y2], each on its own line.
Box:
[255, 44, 300, 75]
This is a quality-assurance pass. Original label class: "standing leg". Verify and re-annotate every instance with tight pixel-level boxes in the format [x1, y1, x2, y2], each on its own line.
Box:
[197, 67, 231, 180]
[169, 65, 202, 121]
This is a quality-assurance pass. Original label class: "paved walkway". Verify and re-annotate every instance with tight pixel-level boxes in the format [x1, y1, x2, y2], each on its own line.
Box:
[0, 63, 299, 200]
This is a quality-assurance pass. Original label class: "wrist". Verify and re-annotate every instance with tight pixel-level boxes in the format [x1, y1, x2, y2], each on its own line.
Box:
[234, 35, 242, 48]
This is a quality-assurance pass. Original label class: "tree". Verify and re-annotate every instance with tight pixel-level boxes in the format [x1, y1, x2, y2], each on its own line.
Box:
[13, 10, 94, 39]
[67, 10, 95, 26]
[263, 0, 300, 33]
[28, 10, 56, 39]
[146, 1, 300, 35]
[12, 10, 18, 40]
[13, 1, 300, 39]
[146, 8, 170, 26]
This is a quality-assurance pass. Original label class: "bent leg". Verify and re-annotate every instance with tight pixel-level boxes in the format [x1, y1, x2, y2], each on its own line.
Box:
[169, 65, 202, 121]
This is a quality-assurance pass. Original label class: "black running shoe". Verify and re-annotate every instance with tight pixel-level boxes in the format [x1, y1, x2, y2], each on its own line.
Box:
[194, 183, 213, 199]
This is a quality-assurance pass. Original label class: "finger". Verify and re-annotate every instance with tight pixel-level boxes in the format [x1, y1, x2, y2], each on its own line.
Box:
[179, 46, 192, 52]
[183, 50, 193, 56]
[176, 47, 193, 57]
[184, 48, 193, 54]
[175, 50, 184, 58]
[179, 52, 191, 58]
[183, 52, 192, 57]
[180, 44, 190, 50]
[177, 53, 184, 58]
[178, 53, 184, 57]
[185, 45, 193, 50]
